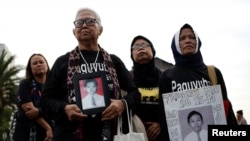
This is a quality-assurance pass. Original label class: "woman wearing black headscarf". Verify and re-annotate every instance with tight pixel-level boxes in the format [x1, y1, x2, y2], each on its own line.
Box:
[130, 35, 162, 141]
[159, 23, 237, 140]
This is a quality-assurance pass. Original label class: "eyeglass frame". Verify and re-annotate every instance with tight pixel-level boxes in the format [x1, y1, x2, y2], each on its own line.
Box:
[132, 43, 151, 50]
[73, 18, 98, 28]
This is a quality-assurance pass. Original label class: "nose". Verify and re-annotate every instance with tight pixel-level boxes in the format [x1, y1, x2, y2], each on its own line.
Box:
[138, 46, 143, 49]
[81, 22, 88, 27]
[185, 37, 194, 42]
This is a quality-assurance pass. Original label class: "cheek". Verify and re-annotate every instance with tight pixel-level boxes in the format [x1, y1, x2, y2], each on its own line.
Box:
[44, 66, 48, 71]
[132, 51, 137, 60]
[148, 51, 154, 59]
[73, 29, 81, 37]
[179, 42, 185, 51]
[31, 66, 36, 71]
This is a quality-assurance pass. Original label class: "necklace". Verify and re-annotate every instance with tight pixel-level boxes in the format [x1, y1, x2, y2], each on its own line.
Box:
[78, 47, 100, 64]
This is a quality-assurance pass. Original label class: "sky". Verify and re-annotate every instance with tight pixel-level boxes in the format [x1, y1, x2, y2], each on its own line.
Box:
[1, 0, 250, 123]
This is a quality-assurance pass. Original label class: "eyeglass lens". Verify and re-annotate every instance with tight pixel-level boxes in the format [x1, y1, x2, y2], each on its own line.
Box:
[132, 43, 150, 50]
[74, 18, 96, 28]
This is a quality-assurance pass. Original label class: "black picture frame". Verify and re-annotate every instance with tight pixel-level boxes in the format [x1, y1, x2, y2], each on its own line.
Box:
[73, 71, 110, 115]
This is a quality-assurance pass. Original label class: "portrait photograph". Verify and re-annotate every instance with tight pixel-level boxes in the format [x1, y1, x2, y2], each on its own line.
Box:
[179, 106, 214, 141]
[73, 72, 109, 115]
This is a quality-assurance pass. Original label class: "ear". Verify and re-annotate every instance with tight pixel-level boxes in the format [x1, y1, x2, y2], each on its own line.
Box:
[98, 26, 103, 35]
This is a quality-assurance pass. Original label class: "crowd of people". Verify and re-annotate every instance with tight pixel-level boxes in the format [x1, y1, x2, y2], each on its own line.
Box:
[10, 7, 244, 141]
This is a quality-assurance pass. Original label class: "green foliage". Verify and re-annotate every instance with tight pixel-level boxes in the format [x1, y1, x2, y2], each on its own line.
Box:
[0, 49, 23, 110]
[0, 49, 23, 141]
[0, 107, 14, 141]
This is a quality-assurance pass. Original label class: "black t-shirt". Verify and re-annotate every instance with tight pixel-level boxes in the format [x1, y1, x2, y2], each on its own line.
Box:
[13, 79, 48, 141]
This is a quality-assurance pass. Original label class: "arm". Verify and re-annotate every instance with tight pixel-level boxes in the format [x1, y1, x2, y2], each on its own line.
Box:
[21, 102, 40, 119]
[41, 54, 87, 122]
[21, 102, 53, 140]
[34, 117, 53, 140]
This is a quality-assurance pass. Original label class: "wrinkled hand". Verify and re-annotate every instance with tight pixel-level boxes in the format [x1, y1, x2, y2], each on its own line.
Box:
[25, 106, 39, 119]
[101, 99, 124, 121]
[145, 122, 161, 140]
[64, 104, 87, 122]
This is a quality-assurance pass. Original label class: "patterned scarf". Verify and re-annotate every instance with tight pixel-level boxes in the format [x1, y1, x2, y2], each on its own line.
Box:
[29, 79, 42, 141]
[67, 46, 120, 140]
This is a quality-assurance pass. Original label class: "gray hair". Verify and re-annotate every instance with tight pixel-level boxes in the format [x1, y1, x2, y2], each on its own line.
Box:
[75, 7, 102, 26]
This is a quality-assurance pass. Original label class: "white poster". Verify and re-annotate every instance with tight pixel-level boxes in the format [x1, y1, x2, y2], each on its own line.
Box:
[162, 85, 227, 141]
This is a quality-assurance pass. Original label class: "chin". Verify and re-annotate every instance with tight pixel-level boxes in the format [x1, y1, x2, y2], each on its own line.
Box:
[183, 51, 195, 56]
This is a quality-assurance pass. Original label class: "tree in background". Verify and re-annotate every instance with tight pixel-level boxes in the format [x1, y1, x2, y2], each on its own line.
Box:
[0, 49, 23, 140]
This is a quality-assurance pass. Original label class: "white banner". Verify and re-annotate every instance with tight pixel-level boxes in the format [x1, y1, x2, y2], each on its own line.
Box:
[162, 85, 227, 141]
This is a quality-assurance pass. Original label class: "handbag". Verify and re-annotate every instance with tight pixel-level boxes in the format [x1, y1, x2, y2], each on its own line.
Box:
[120, 89, 148, 140]
[114, 100, 146, 141]
[132, 114, 148, 141]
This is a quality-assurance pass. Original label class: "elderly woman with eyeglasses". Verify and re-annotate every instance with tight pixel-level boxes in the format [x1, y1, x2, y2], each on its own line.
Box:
[40, 7, 140, 141]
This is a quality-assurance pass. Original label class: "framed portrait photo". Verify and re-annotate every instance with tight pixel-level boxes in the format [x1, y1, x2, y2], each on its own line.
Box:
[73, 71, 110, 115]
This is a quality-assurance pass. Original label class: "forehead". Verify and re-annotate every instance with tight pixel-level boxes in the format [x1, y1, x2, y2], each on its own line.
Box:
[86, 81, 95, 85]
[75, 10, 95, 20]
[190, 114, 201, 119]
[180, 28, 194, 35]
[133, 39, 149, 44]
[31, 55, 44, 61]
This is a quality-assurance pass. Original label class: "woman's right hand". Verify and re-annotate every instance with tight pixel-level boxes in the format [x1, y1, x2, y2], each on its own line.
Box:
[21, 102, 40, 119]
[145, 122, 161, 140]
[25, 106, 40, 119]
[64, 104, 88, 121]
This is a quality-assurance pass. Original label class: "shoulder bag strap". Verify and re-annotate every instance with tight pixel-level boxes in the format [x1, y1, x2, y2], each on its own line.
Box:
[207, 65, 218, 85]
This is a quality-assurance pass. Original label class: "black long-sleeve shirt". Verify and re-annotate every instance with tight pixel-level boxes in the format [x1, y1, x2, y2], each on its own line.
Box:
[41, 50, 140, 141]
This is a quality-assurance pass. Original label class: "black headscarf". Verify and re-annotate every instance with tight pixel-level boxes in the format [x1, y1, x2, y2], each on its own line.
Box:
[130, 35, 161, 87]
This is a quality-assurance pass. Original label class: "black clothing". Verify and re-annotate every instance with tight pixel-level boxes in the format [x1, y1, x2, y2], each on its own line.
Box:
[41, 50, 140, 141]
[132, 60, 162, 122]
[13, 79, 51, 141]
[130, 35, 162, 141]
[159, 24, 237, 141]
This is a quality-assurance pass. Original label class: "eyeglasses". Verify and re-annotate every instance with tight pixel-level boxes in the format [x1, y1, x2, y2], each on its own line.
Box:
[132, 43, 150, 50]
[73, 18, 98, 28]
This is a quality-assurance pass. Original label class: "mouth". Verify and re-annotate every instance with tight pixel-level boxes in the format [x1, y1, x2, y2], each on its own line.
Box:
[136, 50, 146, 56]
[35, 67, 43, 71]
[185, 45, 193, 48]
